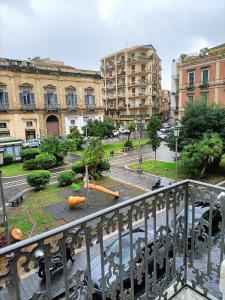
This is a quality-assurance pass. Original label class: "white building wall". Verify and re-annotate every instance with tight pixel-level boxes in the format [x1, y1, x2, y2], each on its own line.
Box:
[65, 114, 104, 135]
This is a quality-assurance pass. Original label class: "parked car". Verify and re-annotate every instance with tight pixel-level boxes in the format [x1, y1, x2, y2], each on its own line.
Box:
[157, 132, 167, 141]
[22, 139, 41, 148]
[173, 201, 222, 246]
[112, 130, 120, 137]
[84, 226, 173, 298]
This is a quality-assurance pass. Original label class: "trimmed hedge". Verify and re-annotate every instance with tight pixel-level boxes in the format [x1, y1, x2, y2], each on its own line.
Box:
[21, 148, 41, 161]
[58, 171, 75, 187]
[3, 153, 13, 165]
[23, 159, 37, 170]
[26, 170, 51, 190]
[35, 153, 57, 170]
[72, 161, 85, 174]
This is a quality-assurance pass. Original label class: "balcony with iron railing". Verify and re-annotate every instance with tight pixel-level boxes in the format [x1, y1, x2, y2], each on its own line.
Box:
[186, 82, 195, 90]
[0, 181, 225, 299]
[0, 103, 9, 111]
[44, 103, 60, 111]
[21, 103, 36, 111]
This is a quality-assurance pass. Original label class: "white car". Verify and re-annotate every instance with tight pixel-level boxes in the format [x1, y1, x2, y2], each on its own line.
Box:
[22, 139, 41, 148]
[112, 130, 120, 136]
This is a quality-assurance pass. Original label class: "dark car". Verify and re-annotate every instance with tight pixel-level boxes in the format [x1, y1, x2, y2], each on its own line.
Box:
[174, 202, 222, 245]
[85, 226, 173, 299]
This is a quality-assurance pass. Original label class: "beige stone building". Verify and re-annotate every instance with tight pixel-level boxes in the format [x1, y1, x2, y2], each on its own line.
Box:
[0, 57, 103, 140]
[100, 44, 162, 125]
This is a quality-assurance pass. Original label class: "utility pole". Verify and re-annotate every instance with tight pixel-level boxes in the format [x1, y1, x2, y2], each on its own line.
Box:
[0, 170, 10, 245]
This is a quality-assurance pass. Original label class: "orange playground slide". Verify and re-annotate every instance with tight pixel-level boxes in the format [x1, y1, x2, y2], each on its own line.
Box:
[67, 196, 86, 207]
[84, 183, 119, 199]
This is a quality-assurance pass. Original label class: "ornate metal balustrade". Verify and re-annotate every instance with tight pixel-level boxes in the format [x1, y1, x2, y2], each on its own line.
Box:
[0, 180, 225, 299]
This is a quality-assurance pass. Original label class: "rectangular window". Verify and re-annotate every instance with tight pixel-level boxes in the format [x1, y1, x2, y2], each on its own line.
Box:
[132, 88, 135, 95]
[0, 91, 8, 108]
[202, 69, 209, 85]
[26, 121, 33, 127]
[0, 122, 7, 128]
[66, 91, 77, 107]
[141, 76, 146, 83]
[71, 120, 75, 125]
[188, 95, 194, 102]
[141, 64, 146, 72]
[132, 76, 135, 83]
[44, 91, 57, 107]
[188, 71, 195, 86]
[131, 65, 135, 72]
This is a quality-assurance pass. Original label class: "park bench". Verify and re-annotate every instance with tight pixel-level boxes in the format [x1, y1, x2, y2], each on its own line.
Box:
[7, 192, 24, 207]
[122, 147, 133, 152]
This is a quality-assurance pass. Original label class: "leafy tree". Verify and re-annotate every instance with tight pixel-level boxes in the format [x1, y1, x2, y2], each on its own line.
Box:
[199, 47, 209, 57]
[35, 153, 57, 169]
[82, 118, 115, 138]
[68, 126, 83, 150]
[83, 137, 104, 167]
[167, 100, 225, 159]
[180, 53, 188, 62]
[180, 133, 223, 178]
[147, 115, 162, 164]
[40, 136, 75, 162]
[127, 122, 136, 143]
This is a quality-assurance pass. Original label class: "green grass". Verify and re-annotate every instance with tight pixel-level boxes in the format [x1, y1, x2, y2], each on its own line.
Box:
[4, 185, 65, 237]
[130, 160, 185, 180]
[0, 162, 31, 177]
[129, 158, 225, 184]
[75, 139, 149, 158]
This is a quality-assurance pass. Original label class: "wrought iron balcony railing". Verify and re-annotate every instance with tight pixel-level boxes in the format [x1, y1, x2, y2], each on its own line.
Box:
[21, 103, 36, 111]
[0, 180, 225, 299]
[0, 104, 9, 111]
[44, 103, 60, 111]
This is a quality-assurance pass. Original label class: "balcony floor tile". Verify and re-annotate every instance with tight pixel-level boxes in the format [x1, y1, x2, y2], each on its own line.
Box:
[172, 286, 209, 300]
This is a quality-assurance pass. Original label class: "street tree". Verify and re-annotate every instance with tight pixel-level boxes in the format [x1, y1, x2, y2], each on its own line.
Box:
[83, 137, 104, 167]
[82, 118, 115, 138]
[126, 122, 136, 145]
[147, 115, 162, 165]
[180, 133, 223, 178]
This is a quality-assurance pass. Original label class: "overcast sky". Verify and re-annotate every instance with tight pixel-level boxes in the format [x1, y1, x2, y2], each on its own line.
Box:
[0, 0, 224, 89]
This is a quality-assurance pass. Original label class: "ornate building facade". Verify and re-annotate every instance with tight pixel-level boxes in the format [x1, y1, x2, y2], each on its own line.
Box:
[0, 57, 103, 140]
[171, 43, 225, 120]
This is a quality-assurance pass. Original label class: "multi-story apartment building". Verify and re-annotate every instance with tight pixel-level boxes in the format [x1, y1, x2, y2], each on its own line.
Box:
[158, 90, 170, 120]
[100, 45, 162, 124]
[0, 57, 103, 140]
[172, 43, 225, 120]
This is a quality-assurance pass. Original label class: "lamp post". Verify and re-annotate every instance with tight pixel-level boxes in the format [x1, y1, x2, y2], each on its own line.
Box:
[83, 114, 89, 207]
[137, 117, 143, 174]
[174, 127, 180, 180]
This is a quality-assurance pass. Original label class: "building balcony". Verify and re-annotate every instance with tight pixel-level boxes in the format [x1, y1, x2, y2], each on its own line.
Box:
[106, 85, 116, 90]
[67, 104, 78, 111]
[86, 104, 95, 111]
[199, 82, 209, 89]
[0, 103, 9, 112]
[117, 82, 126, 87]
[44, 103, 59, 111]
[118, 103, 127, 109]
[117, 71, 126, 76]
[21, 103, 36, 111]
[0, 180, 224, 300]
[118, 94, 126, 98]
[186, 83, 195, 90]
[139, 103, 148, 108]
[116, 60, 125, 65]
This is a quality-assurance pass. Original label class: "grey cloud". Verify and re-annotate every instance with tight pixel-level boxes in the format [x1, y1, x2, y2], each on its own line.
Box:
[0, 0, 224, 89]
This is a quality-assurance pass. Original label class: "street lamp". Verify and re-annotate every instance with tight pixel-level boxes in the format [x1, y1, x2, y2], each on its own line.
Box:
[174, 127, 180, 180]
[137, 117, 143, 174]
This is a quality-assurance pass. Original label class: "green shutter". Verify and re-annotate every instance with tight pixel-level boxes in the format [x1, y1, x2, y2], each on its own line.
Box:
[203, 70, 208, 85]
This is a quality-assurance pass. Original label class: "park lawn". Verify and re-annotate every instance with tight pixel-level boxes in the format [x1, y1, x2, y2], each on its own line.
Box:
[3, 185, 66, 238]
[0, 162, 30, 177]
[129, 160, 185, 180]
[129, 158, 225, 184]
[75, 139, 149, 158]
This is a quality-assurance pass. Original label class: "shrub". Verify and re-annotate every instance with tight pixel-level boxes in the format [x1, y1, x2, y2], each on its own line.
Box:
[58, 171, 75, 186]
[35, 153, 57, 170]
[3, 153, 13, 165]
[97, 159, 110, 172]
[26, 170, 51, 190]
[123, 141, 133, 148]
[23, 159, 37, 170]
[20, 148, 41, 161]
[72, 160, 85, 174]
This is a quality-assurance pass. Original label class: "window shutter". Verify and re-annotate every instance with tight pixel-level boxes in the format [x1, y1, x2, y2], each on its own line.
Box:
[66, 93, 69, 106]
[74, 94, 77, 106]
[54, 94, 58, 105]
[19, 92, 23, 105]
[93, 95, 95, 105]
[85, 95, 88, 105]
[44, 93, 48, 107]
[30, 93, 35, 106]
[4, 92, 9, 107]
